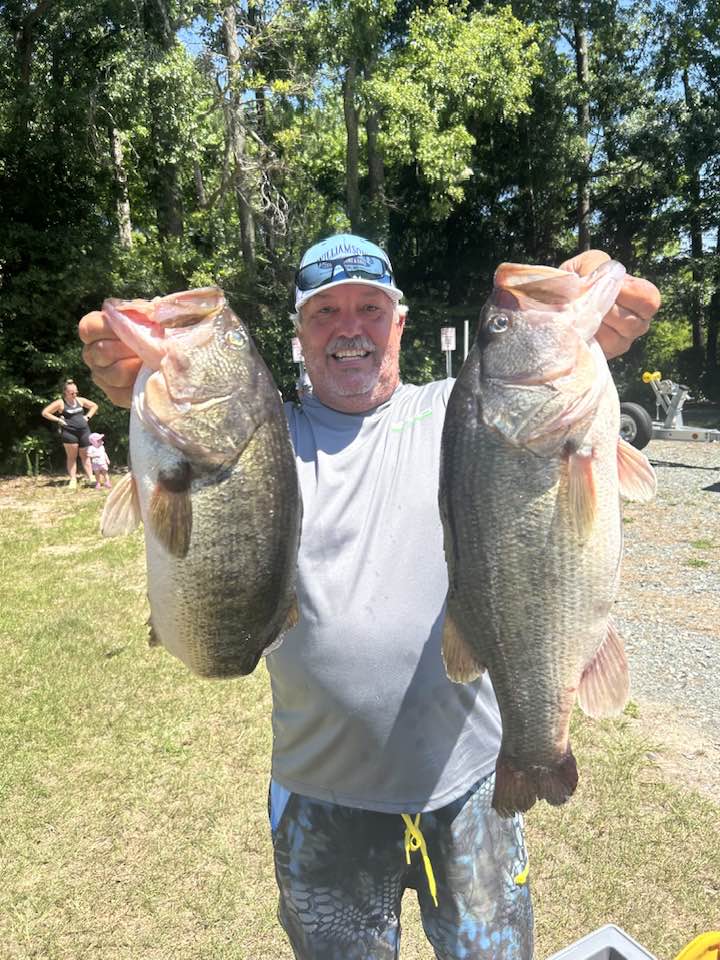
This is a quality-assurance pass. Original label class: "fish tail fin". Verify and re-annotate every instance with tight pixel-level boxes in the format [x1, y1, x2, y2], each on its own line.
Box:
[567, 447, 597, 539]
[493, 750, 579, 818]
[577, 619, 630, 718]
[101, 471, 142, 536]
[617, 438, 657, 502]
[441, 608, 485, 682]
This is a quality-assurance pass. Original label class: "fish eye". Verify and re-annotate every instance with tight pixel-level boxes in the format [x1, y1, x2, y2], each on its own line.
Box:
[224, 328, 248, 349]
[486, 312, 509, 334]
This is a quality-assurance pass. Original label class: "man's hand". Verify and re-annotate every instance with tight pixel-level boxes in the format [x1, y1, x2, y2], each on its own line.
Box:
[78, 310, 142, 408]
[559, 250, 661, 359]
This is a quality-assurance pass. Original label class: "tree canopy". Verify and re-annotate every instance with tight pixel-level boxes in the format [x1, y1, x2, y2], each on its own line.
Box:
[1, 0, 718, 469]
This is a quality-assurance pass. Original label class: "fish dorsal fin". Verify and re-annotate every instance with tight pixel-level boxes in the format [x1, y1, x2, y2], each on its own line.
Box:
[148, 459, 193, 558]
[617, 438, 657, 502]
[567, 446, 597, 540]
[101, 471, 142, 537]
[577, 619, 630, 718]
[441, 608, 485, 683]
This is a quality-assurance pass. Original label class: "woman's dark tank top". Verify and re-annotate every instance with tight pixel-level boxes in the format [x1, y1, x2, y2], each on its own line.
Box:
[62, 400, 87, 429]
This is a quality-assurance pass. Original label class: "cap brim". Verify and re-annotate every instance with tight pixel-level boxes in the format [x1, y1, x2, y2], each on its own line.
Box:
[295, 278, 404, 312]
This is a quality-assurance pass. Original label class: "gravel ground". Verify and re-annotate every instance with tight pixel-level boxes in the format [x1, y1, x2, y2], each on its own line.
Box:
[616, 438, 720, 773]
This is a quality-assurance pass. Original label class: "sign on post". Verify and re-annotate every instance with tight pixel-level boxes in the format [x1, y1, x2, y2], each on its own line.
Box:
[291, 337, 304, 363]
[440, 326, 456, 378]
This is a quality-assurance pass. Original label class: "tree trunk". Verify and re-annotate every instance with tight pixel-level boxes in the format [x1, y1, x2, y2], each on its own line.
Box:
[343, 60, 361, 233]
[245, 1, 267, 137]
[682, 69, 704, 352]
[109, 126, 133, 248]
[574, 21, 591, 252]
[519, 115, 537, 257]
[707, 286, 719, 381]
[193, 156, 208, 209]
[12, 0, 54, 134]
[706, 226, 720, 386]
[144, 0, 185, 288]
[223, 3, 257, 280]
[365, 109, 386, 240]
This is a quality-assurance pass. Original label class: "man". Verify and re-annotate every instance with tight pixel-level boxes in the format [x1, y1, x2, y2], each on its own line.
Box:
[79, 235, 660, 960]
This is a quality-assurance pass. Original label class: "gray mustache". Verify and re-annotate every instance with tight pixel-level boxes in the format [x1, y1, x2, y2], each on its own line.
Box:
[326, 335, 376, 356]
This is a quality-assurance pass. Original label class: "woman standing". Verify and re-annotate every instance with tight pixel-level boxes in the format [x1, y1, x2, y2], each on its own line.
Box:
[42, 379, 98, 488]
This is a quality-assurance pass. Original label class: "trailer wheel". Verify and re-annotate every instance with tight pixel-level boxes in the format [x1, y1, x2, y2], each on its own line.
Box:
[619, 402, 653, 449]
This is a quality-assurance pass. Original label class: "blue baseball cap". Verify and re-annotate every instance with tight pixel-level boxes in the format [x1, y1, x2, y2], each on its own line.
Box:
[294, 234, 404, 311]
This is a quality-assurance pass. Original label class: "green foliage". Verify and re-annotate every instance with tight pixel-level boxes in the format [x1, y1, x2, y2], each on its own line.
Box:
[645, 319, 694, 380]
[368, 2, 541, 216]
[1, 0, 719, 468]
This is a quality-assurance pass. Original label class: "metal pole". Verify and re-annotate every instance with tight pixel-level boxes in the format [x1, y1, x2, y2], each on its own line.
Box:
[445, 350, 452, 378]
[464, 320, 469, 360]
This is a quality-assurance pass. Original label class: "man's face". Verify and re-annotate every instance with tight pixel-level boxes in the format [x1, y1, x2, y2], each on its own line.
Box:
[297, 284, 405, 413]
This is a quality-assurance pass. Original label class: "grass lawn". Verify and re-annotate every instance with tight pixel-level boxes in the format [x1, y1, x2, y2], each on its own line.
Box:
[1, 476, 717, 959]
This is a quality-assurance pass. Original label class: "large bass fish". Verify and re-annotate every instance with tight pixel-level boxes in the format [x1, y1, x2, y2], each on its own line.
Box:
[439, 260, 656, 817]
[101, 287, 301, 677]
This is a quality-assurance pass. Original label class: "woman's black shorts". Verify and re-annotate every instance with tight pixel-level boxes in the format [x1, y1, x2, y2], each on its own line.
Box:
[60, 424, 91, 447]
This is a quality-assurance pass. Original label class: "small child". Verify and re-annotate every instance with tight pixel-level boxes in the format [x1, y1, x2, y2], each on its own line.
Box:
[87, 432, 111, 489]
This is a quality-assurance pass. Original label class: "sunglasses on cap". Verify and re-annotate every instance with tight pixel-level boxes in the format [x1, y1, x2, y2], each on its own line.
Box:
[295, 254, 394, 292]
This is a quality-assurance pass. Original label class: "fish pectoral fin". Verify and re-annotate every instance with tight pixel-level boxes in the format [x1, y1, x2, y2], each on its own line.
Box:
[283, 595, 300, 631]
[577, 619, 630, 718]
[149, 460, 193, 558]
[617, 438, 657, 502]
[100, 471, 142, 536]
[441, 610, 485, 683]
[567, 447, 597, 540]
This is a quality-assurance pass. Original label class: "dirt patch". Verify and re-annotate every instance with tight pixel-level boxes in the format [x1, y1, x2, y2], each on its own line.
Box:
[0, 474, 98, 526]
[630, 701, 720, 803]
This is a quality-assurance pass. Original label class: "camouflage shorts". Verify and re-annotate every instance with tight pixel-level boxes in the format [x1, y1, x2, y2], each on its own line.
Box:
[269, 773, 534, 960]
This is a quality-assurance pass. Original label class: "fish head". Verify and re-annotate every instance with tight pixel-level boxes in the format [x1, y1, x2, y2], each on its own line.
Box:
[103, 287, 225, 370]
[106, 287, 273, 464]
[479, 259, 627, 385]
[143, 302, 271, 463]
[475, 260, 626, 447]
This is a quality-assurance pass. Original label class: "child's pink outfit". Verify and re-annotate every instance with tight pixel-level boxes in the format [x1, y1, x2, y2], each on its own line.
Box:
[87, 432, 111, 488]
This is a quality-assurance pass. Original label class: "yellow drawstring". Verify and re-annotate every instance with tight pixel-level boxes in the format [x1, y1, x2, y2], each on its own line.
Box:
[401, 813, 439, 908]
[511, 813, 529, 885]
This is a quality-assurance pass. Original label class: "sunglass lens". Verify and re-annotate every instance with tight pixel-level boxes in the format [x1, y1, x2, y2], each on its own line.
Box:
[343, 255, 386, 279]
[296, 255, 390, 291]
[296, 261, 334, 291]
